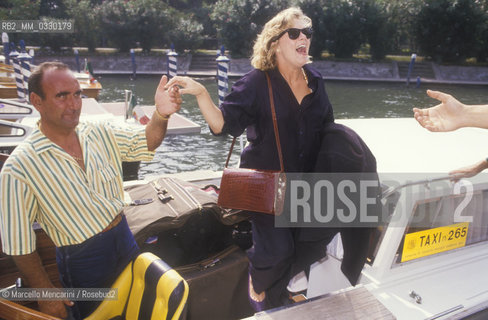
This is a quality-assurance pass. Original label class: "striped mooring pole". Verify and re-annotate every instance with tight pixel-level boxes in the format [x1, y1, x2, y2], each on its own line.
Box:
[406, 53, 416, 86]
[216, 46, 229, 107]
[74, 49, 80, 73]
[9, 43, 25, 101]
[167, 43, 178, 79]
[18, 40, 32, 100]
[29, 49, 34, 65]
[2, 33, 9, 64]
[216, 46, 242, 149]
[130, 49, 137, 79]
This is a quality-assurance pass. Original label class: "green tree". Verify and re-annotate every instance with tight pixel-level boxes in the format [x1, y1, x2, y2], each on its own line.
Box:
[358, 0, 396, 60]
[377, 0, 422, 53]
[98, 0, 174, 52]
[39, 0, 68, 18]
[210, 0, 288, 57]
[0, 0, 40, 19]
[165, 0, 209, 10]
[415, 0, 485, 63]
[192, 3, 218, 49]
[65, 0, 99, 52]
[167, 12, 204, 51]
[324, 0, 363, 59]
[135, 0, 174, 52]
[476, 0, 488, 62]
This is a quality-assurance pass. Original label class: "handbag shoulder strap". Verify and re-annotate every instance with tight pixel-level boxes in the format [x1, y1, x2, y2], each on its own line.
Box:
[265, 72, 284, 172]
[224, 72, 284, 172]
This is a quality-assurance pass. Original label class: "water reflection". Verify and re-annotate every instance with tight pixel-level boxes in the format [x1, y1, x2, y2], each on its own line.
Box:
[97, 75, 488, 178]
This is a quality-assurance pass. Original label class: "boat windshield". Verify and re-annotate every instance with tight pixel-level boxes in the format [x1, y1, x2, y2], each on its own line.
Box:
[365, 185, 401, 265]
[394, 188, 488, 264]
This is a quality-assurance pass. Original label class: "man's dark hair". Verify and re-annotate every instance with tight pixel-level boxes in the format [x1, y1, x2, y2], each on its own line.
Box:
[28, 61, 70, 99]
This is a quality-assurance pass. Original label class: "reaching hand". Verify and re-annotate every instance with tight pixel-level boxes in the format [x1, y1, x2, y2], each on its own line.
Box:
[154, 75, 182, 118]
[163, 75, 224, 133]
[449, 159, 488, 181]
[164, 76, 207, 97]
[413, 90, 466, 132]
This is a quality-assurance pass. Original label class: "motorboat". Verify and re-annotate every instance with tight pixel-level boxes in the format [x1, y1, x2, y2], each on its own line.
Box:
[0, 63, 102, 100]
[247, 118, 488, 320]
[1, 118, 488, 319]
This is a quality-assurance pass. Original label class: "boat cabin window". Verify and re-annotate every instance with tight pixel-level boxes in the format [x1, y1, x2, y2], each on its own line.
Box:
[395, 189, 488, 264]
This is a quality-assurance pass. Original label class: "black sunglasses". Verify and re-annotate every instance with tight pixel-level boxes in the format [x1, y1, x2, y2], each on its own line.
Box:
[272, 27, 313, 42]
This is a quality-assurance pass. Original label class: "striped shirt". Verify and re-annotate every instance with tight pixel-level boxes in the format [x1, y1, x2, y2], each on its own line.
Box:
[0, 121, 155, 255]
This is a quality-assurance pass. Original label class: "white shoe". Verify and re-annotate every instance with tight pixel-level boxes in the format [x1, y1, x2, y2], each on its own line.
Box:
[287, 270, 308, 293]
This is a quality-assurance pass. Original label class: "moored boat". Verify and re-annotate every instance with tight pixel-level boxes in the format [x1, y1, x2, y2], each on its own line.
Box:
[0, 96, 200, 177]
[0, 63, 102, 100]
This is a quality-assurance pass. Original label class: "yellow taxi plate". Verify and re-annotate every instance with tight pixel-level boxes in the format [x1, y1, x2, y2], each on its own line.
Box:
[401, 222, 469, 262]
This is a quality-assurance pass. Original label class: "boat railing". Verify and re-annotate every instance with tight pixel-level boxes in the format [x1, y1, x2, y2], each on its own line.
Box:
[381, 174, 460, 199]
[0, 99, 37, 120]
[0, 119, 33, 142]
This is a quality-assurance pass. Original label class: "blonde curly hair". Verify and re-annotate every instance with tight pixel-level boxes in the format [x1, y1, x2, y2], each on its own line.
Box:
[251, 7, 312, 71]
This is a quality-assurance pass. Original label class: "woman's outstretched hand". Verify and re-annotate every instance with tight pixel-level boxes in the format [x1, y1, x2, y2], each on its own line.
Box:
[165, 76, 207, 97]
[164, 76, 225, 133]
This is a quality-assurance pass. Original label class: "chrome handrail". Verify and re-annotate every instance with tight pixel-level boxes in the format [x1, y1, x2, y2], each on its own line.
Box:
[381, 174, 462, 199]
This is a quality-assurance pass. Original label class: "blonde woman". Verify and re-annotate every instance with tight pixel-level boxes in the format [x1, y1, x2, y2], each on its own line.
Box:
[166, 7, 334, 311]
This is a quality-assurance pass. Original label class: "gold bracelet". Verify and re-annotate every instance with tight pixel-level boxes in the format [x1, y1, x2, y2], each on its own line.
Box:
[155, 107, 171, 121]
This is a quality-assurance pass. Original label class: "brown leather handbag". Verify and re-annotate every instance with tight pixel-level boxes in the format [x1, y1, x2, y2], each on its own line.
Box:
[217, 72, 286, 215]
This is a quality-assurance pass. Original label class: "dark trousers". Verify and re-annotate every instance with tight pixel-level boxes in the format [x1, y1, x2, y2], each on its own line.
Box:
[247, 213, 337, 308]
[56, 215, 139, 319]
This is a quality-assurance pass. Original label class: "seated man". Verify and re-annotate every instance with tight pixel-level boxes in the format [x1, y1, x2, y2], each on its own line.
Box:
[0, 62, 181, 319]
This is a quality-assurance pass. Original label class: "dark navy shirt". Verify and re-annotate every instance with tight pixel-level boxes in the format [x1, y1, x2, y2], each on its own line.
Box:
[218, 64, 334, 173]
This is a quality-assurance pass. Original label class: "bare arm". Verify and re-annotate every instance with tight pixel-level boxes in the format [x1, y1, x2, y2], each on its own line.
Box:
[449, 159, 488, 181]
[12, 252, 73, 318]
[145, 75, 182, 151]
[165, 76, 225, 134]
[413, 90, 488, 132]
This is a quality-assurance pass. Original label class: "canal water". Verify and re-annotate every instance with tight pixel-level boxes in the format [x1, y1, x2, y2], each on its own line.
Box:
[96, 75, 488, 178]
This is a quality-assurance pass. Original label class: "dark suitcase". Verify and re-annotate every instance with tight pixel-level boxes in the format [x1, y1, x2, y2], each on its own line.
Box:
[126, 177, 254, 319]
[124, 177, 249, 246]
[143, 209, 235, 267]
[176, 245, 254, 320]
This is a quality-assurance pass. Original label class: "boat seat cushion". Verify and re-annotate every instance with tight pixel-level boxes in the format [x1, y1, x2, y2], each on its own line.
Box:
[85, 252, 188, 320]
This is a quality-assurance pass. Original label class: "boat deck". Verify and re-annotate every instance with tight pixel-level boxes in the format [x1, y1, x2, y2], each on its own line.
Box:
[250, 286, 395, 320]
